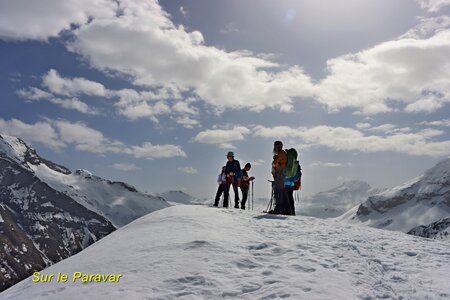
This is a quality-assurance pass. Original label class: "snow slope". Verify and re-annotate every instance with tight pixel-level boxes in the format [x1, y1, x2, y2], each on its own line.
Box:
[2, 205, 450, 300]
[159, 190, 205, 205]
[299, 180, 384, 218]
[339, 159, 450, 233]
[0, 134, 169, 227]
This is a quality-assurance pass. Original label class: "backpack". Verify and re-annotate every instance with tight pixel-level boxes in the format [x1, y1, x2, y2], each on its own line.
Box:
[285, 148, 298, 177]
[293, 163, 302, 190]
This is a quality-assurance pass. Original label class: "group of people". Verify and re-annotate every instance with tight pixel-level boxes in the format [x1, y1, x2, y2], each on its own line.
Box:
[213, 141, 301, 216]
[213, 151, 254, 210]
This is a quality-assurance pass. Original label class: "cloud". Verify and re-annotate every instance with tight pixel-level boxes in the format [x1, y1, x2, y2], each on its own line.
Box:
[17, 87, 98, 115]
[112, 163, 139, 171]
[0, 0, 117, 40]
[0, 118, 186, 159]
[253, 125, 450, 157]
[0, 118, 65, 150]
[310, 161, 344, 167]
[66, 0, 315, 112]
[421, 118, 450, 127]
[316, 30, 450, 114]
[417, 0, 450, 12]
[43, 69, 107, 97]
[176, 116, 200, 128]
[220, 22, 239, 34]
[194, 126, 251, 149]
[126, 142, 186, 159]
[177, 166, 197, 174]
[179, 6, 188, 18]
[356, 122, 371, 129]
[401, 16, 450, 39]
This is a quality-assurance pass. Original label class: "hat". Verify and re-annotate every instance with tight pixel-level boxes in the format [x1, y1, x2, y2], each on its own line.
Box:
[226, 151, 234, 157]
[274, 141, 283, 146]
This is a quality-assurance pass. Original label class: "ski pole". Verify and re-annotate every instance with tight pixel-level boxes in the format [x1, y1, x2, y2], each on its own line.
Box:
[251, 181, 254, 211]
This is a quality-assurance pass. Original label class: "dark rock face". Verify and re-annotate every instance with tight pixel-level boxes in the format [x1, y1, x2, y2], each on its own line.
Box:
[407, 218, 450, 241]
[0, 158, 115, 292]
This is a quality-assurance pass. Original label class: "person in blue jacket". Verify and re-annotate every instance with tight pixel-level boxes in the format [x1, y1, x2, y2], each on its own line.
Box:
[223, 151, 242, 208]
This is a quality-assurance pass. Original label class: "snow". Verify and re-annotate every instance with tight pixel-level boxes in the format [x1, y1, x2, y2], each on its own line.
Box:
[0, 135, 28, 164]
[2, 205, 450, 300]
[299, 180, 383, 218]
[28, 163, 169, 227]
[159, 190, 206, 205]
[339, 158, 450, 233]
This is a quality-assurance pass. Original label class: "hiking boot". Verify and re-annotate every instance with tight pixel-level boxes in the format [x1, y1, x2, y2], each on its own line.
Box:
[241, 206, 245, 210]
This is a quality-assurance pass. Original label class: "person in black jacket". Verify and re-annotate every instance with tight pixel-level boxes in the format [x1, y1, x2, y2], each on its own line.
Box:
[223, 151, 241, 208]
[240, 163, 255, 210]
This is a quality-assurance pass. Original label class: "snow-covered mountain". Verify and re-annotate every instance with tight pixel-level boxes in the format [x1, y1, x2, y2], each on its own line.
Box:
[0, 134, 170, 291]
[0, 135, 115, 291]
[2, 205, 449, 299]
[407, 218, 450, 242]
[158, 190, 204, 205]
[0, 135, 170, 227]
[298, 180, 384, 218]
[339, 159, 450, 233]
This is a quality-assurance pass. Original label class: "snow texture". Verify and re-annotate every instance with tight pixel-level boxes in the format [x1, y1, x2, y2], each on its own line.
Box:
[2, 205, 450, 300]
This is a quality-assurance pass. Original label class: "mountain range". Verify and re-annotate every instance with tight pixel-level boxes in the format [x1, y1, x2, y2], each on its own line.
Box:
[0, 134, 169, 291]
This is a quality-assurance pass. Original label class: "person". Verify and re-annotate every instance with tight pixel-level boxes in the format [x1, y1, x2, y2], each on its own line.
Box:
[240, 163, 255, 210]
[213, 166, 227, 207]
[270, 141, 292, 215]
[223, 151, 241, 208]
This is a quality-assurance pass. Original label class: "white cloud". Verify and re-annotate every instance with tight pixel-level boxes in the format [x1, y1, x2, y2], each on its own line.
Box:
[194, 126, 251, 149]
[401, 16, 450, 39]
[179, 6, 188, 18]
[43, 69, 107, 97]
[0, 118, 186, 159]
[0, 118, 65, 150]
[176, 116, 200, 128]
[220, 22, 239, 34]
[421, 119, 450, 127]
[253, 125, 450, 157]
[112, 163, 139, 171]
[177, 166, 197, 174]
[17, 87, 98, 115]
[66, 0, 315, 112]
[404, 94, 447, 113]
[356, 122, 371, 129]
[316, 30, 450, 114]
[0, 0, 117, 40]
[417, 0, 450, 12]
[310, 161, 343, 167]
[127, 142, 186, 160]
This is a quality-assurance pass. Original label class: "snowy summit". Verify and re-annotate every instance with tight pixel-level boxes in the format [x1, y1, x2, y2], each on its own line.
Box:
[2, 205, 450, 300]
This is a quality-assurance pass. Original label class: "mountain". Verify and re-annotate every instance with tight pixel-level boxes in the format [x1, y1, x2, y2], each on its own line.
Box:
[0, 134, 170, 291]
[158, 190, 204, 205]
[0, 135, 115, 291]
[2, 205, 449, 299]
[407, 218, 450, 242]
[298, 180, 384, 218]
[339, 159, 450, 233]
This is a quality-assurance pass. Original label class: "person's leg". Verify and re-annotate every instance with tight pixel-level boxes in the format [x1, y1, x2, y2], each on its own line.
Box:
[241, 188, 248, 209]
[287, 188, 295, 215]
[223, 181, 230, 208]
[233, 181, 240, 208]
[214, 184, 224, 206]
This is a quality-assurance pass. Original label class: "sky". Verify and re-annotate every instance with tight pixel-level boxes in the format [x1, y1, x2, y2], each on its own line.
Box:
[0, 0, 450, 200]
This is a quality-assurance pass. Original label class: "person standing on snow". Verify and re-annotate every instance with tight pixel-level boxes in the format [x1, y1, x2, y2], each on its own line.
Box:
[223, 151, 242, 208]
[270, 141, 292, 215]
[213, 166, 227, 207]
[240, 163, 255, 210]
